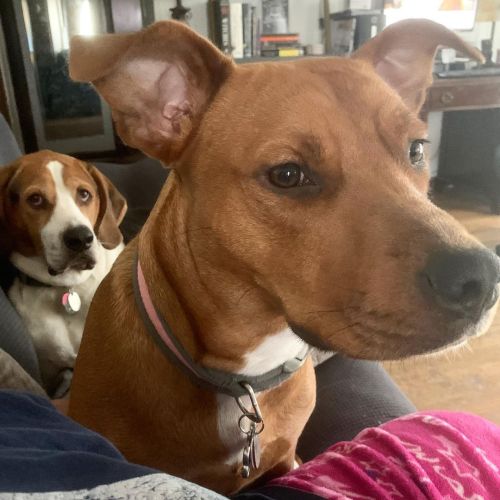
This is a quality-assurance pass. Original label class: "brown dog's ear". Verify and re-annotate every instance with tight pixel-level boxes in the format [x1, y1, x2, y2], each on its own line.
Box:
[70, 21, 234, 163]
[86, 165, 127, 250]
[352, 19, 484, 112]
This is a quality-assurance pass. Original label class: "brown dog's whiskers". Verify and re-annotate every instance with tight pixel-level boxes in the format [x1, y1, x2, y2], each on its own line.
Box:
[329, 321, 362, 336]
[235, 286, 255, 306]
[176, 226, 215, 237]
[305, 305, 359, 316]
[331, 285, 368, 296]
[307, 309, 345, 316]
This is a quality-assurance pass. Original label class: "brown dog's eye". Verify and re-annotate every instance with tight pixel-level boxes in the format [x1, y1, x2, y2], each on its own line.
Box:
[268, 163, 313, 188]
[409, 140, 426, 167]
[78, 188, 92, 203]
[27, 193, 44, 208]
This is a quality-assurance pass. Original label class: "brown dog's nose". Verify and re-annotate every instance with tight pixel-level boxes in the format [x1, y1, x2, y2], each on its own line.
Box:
[421, 248, 500, 319]
[63, 225, 94, 252]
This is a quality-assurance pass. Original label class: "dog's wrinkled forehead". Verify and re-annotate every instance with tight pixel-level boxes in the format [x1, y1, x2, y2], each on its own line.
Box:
[186, 58, 427, 181]
[205, 58, 420, 138]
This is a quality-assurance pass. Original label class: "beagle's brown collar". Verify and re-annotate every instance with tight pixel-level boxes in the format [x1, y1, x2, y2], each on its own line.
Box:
[17, 270, 52, 288]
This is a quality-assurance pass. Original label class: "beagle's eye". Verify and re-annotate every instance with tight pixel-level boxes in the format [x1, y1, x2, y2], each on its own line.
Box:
[27, 193, 45, 208]
[409, 140, 426, 167]
[77, 188, 92, 203]
[268, 163, 314, 188]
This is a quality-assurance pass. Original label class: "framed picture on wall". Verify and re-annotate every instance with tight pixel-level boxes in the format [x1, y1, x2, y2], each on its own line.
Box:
[262, 0, 288, 34]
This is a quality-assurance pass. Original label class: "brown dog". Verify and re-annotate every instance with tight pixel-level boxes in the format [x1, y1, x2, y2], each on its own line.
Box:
[68, 20, 499, 495]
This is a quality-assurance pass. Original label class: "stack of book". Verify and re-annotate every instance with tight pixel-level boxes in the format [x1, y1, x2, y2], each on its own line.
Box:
[207, 0, 260, 59]
[260, 33, 302, 58]
[207, 0, 302, 60]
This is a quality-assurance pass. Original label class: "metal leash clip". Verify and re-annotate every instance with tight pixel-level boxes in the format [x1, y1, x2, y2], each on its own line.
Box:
[236, 382, 264, 478]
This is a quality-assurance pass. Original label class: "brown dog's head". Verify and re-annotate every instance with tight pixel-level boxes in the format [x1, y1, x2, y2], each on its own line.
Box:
[70, 20, 499, 359]
[0, 151, 126, 286]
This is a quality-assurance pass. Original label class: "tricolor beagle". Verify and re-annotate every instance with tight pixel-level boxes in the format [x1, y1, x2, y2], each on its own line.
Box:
[0, 150, 127, 396]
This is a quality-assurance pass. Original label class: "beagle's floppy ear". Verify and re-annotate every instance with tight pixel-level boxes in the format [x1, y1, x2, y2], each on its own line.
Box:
[86, 165, 127, 250]
[0, 164, 18, 256]
[0, 164, 15, 220]
[70, 21, 234, 163]
[353, 19, 484, 113]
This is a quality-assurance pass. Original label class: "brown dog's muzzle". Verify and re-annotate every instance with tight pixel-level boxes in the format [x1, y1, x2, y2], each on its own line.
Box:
[356, 187, 500, 357]
[420, 248, 500, 321]
[281, 174, 500, 361]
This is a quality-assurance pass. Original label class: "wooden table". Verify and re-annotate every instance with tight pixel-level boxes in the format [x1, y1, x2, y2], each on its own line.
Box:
[424, 75, 500, 115]
[424, 75, 500, 213]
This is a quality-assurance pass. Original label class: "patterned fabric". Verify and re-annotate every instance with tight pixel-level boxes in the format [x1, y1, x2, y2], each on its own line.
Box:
[0, 473, 226, 500]
[271, 411, 500, 499]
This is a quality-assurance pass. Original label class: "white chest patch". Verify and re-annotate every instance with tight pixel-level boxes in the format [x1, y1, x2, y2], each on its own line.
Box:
[237, 327, 305, 377]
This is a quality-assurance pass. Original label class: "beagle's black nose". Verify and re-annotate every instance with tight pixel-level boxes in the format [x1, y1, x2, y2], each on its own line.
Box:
[421, 248, 500, 319]
[63, 225, 94, 253]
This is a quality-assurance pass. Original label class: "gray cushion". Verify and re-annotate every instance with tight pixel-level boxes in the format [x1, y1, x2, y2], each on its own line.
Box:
[0, 116, 36, 381]
[95, 158, 168, 242]
[0, 287, 42, 384]
[0, 114, 21, 165]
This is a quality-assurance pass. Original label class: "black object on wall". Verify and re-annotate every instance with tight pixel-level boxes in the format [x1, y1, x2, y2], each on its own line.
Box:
[438, 108, 500, 214]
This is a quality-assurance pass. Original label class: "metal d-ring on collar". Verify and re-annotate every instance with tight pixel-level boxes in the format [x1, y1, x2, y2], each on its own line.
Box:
[132, 253, 310, 400]
[236, 382, 264, 433]
[236, 382, 264, 478]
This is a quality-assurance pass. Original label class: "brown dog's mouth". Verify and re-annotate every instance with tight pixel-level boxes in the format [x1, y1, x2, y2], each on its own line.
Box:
[346, 321, 470, 360]
[289, 323, 334, 352]
[290, 303, 489, 361]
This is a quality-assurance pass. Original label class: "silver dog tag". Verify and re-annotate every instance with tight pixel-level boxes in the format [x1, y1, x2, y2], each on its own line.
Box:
[61, 290, 81, 314]
[241, 444, 251, 478]
[240, 422, 260, 477]
[250, 432, 261, 469]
